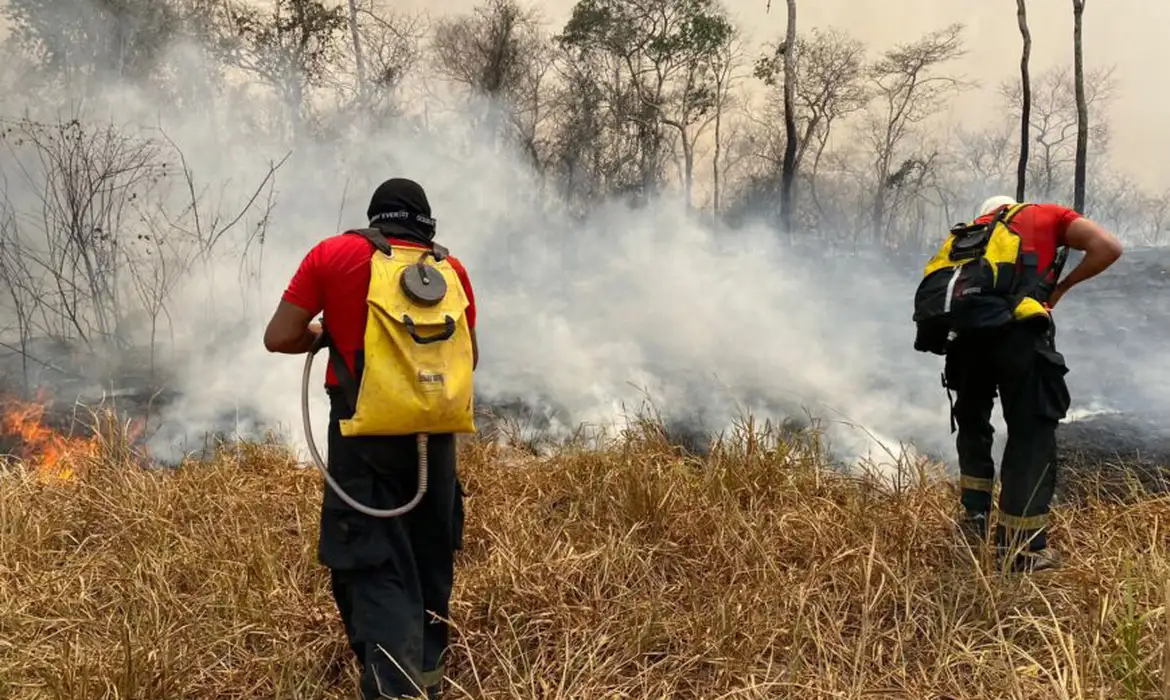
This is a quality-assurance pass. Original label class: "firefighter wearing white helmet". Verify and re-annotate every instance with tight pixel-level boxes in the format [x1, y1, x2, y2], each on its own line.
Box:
[912, 194, 1123, 572]
[977, 194, 1018, 218]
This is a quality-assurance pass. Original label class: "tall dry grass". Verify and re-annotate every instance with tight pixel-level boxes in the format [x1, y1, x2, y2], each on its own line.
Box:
[1, 413, 1168, 699]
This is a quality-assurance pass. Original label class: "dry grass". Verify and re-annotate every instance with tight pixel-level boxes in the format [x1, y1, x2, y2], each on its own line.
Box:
[1, 414, 1169, 699]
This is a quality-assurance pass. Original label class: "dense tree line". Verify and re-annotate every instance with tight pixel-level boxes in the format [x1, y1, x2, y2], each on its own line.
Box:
[0, 0, 1166, 249]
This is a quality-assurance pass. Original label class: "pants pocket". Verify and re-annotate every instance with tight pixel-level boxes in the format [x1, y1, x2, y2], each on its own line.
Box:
[319, 439, 387, 569]
[1034, 345, 1071, 422]
[322, 436, 380, 512]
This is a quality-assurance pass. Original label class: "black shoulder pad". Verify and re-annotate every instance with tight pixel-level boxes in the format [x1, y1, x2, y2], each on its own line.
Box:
[351, 228, 393, 256]
[949, 221, 984, 236]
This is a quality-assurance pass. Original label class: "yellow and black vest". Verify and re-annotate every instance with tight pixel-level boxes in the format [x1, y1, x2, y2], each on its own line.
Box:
[912, 203, 1068, 355]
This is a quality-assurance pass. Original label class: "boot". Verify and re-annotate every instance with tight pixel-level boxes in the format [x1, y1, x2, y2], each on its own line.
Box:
[1004, 546, 1063, 573]
[956, 510, 989, 548]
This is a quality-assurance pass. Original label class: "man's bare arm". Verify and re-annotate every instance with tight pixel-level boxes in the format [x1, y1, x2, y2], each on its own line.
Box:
[1049, 217, 1123, 307]
[470, 327, 478, 370]
[264, 300, 321, 354]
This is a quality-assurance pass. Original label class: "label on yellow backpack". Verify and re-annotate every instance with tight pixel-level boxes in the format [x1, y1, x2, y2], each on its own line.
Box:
[339, 246, 476, 437]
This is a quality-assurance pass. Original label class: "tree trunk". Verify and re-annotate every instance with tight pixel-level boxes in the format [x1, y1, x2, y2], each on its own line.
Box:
[779, 0, 798, 234]
[712, 102, 722, 222]
[1016, 0, 1031, 202]
[1072, 0, 1087, 212]
[871, 184, 886, 245]
[347, 0, 366, 95]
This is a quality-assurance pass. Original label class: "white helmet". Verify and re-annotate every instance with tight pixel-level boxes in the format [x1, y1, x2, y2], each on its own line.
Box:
[977, 195, 1017, 218]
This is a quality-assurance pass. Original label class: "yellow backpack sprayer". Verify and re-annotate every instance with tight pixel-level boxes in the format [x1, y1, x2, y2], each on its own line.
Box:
[301, 228, 476, 518]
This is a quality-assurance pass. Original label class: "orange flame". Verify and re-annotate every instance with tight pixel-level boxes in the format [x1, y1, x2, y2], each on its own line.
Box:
[1, 393, 96, 483]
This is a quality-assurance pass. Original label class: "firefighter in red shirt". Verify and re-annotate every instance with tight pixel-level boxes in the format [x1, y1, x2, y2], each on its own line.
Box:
[263, 178, 477, 699]
[944, 195, 1121, 572]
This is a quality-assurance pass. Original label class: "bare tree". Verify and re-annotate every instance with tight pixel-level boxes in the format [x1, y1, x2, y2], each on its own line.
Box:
[0, 201, 49, 391]
[999, 65, 1114, 202]
[1, 0, 208, 94]
[123, 225, 186, 383]
[216, 0, 347, 138]
[1016, 0, 1031, 201]
[432, 0, 542, 97]
[354, 3, 427, 112]
[156, 131, 287, 263]
[0, 118, 169, 347]
[705, 32, 745, 220]
[779, 0, 798, 233]
[1072, 0, 1088, 212]
[0, 116, 284, 394]
[346, 0, 366, 92]
[951, 119, 1016, 198]
[1143, 190, 1170, 246]
[431, 0, 552, 165]
[863, 23, 968, 242]
[557, 0, 735, 207]
[756, 27, 868, 229]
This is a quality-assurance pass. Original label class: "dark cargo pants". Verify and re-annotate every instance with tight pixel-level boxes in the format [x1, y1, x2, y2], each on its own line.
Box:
[319, 389, 465, 699]
[944, 320, 1072, 553]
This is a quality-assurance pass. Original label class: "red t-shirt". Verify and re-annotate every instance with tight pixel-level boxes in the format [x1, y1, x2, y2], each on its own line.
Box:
[975, 202, 1081, 274]
[282, 231, 477, 386]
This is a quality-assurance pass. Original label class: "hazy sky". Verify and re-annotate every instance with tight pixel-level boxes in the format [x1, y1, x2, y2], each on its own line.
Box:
[406, 0, 1169, 191]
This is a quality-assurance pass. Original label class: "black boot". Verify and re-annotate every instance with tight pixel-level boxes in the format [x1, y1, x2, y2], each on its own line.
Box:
[957, 510, 989, 547]
[1000, 546, 1063, 573]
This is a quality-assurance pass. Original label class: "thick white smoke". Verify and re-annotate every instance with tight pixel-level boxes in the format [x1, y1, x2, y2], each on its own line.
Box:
[0, 23, 1162, 473]
[144, 110, 954, 467]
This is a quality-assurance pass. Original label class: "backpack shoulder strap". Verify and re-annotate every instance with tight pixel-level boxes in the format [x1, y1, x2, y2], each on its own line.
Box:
[349, 228, 394, 256]
[1001, 202, 1033, 227]
[1003, 201, 1069, 303]
[317, 327, 360, 412]
[951, 203, 1015, 236]
[1007, 201, 1067, 277]
[350, 227, 451, 262]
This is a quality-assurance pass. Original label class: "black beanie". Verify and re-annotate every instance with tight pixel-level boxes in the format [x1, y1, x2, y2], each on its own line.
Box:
[366, 178, 436, 240]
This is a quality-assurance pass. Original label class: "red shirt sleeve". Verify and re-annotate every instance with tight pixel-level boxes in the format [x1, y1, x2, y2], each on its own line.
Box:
[449, 257, 477, 330]
[1035, 203, 1082, 246]
[282, 242, 326, 315]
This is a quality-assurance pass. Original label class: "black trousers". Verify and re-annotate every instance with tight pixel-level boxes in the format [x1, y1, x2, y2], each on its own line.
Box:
[944, 320, 1072, 552]
[319, 389, 465, 699]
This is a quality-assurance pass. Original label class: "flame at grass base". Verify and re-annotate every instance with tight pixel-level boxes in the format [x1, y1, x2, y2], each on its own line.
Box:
[1, 392, 98, 483]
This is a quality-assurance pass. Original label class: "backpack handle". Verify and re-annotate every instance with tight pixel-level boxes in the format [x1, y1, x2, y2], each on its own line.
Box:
[402, 314, 456, 344]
